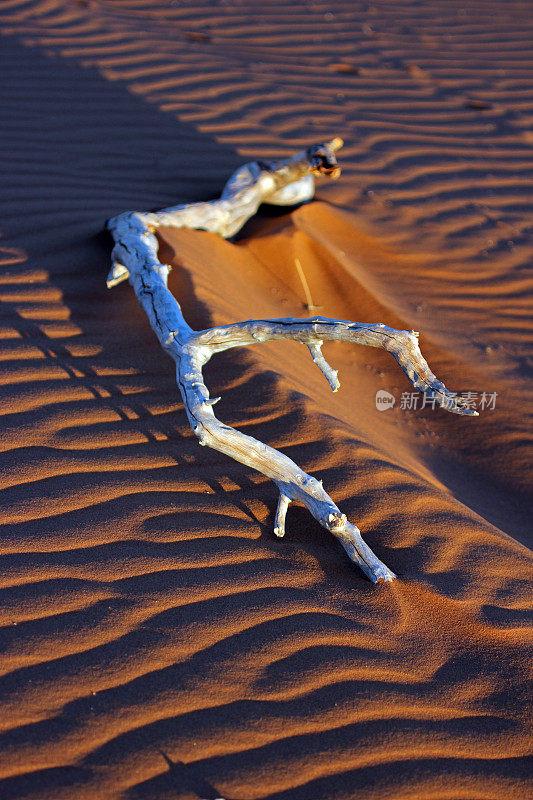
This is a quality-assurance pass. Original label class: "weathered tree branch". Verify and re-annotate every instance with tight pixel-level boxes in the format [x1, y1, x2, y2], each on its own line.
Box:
[106, 138, 478, 583]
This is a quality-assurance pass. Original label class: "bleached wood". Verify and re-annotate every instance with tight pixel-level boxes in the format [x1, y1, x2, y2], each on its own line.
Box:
[107, 138, 478, 583]
[274, 493, 291, 538]
[308, 341, 340, 392]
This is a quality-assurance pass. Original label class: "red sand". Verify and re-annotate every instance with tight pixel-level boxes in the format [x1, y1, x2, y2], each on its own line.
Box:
[0, 1, 531, 798]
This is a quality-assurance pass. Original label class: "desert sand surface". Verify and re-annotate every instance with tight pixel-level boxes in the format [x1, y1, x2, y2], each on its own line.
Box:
[0, 1, 532, 798]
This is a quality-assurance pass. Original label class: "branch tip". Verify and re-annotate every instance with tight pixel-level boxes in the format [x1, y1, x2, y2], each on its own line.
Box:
[308, 342, 341, 392]
[329, 136, 344, 151]
[274, 493, 291, 538]
[107, 262, 129, 289]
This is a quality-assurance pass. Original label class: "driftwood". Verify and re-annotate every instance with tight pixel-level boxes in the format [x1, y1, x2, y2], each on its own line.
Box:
[106, 138, 478, 583]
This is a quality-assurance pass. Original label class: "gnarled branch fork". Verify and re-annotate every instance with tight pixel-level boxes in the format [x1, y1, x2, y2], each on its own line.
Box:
[106, 138, 478, 583]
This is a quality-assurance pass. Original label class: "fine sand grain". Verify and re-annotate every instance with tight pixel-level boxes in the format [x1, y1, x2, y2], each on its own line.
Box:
[0, 1, 532, 798]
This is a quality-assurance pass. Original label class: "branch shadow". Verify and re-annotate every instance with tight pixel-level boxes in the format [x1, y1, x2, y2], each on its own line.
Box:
[151, 750, 230, 800]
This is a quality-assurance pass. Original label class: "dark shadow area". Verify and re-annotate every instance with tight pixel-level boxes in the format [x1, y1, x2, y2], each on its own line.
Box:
[425, 450, 532, 549]
[0, 765, 95, 800]
[153, 750, 233, 800]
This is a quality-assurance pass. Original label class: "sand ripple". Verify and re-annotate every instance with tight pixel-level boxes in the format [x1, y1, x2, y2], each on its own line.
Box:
[0, 1, 532, 798]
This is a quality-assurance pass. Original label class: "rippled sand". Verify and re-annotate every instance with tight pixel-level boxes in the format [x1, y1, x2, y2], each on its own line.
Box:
[0, 1, 531, 798]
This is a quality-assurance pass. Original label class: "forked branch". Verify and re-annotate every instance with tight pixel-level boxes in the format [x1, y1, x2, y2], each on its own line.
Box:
[107, 138, 478, 583]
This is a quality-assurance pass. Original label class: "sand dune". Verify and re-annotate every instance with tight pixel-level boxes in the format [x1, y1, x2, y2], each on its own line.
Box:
[0, 1, 532, 798]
